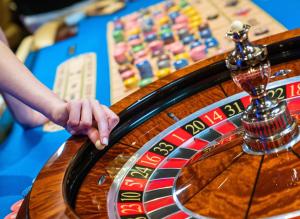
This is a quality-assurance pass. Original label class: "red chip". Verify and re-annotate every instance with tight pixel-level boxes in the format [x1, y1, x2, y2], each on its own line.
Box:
[4, 212, 17, 219]
[10, 199, 24, 212]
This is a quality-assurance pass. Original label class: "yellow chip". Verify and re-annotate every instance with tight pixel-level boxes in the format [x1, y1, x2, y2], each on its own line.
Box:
[128, 27, 141, 36]
[156, 68, 171, 78]
[185, 9, 199, 18]
[169, 5, 180, 13]
[124, 76, 139, 89]
[159, 16, 169, 26]
[174, 52, 189, 61]
[189, 15, 202, 23]
[181, 5, 193, 14]
[189, 20, 202, 29]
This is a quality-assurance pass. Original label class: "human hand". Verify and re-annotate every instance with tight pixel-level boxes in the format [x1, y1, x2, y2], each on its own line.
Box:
[51, 99, 119, 150]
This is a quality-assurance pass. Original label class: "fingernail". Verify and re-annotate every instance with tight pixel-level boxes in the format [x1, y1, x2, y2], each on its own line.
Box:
[95, 140, 104, 150]
[102, 137, 109, 146]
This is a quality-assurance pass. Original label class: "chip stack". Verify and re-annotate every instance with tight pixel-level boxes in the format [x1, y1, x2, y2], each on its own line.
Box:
[109, 0, 225, 91]
[190, 43, 206, 61]
[149, 40, 164, 57]
[118, 64, 139, 89]
[156, 54, 171, 78]
[199, 24, 212, 39]
[136, 59, 154, 87]
[113, 30, 124, 43]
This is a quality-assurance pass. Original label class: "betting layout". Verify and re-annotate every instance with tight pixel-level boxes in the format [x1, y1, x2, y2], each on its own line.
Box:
[107, 0, 286, 103]
[108, 76, 300, 219]
[44, 53, 97, 132]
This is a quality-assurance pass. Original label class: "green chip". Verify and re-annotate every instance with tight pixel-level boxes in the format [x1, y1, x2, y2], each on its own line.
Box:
[160, 28, 172, 35]
[132, 44, 144, 53]
[113, 30, 124, 43]
[179, 0, 188, 8]
[139, 78, 153, 87]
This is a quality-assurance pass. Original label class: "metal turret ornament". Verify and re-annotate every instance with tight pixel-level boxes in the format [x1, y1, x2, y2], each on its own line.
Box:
[226, 21, 299, 154]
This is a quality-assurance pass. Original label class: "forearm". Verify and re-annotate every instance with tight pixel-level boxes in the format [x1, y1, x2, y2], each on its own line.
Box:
[0, 41, 66, 121]
[2, 92, 48, 127]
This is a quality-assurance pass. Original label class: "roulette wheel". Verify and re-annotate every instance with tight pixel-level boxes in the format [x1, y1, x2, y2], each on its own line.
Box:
[17, 24, 300, 218]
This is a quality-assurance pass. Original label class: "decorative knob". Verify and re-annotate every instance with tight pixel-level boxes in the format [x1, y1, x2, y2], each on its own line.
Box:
[225, 21, 299, 154]
[226, 21, 270, 99]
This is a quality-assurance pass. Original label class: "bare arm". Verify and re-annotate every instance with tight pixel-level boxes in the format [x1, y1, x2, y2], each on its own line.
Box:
[0, 28, 119, 149]
[2, 93, 48, 127]
[0, 41, 67, 124]
[0, 28, 50, 127]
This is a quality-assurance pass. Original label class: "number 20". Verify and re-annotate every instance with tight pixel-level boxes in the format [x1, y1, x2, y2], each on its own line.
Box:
[185, 120, 206, 135]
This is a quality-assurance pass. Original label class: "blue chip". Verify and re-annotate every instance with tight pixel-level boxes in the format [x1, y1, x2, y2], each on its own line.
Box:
[161, 24, 171, 30]
[128, 35, 140, 41]
[199, 28, 212, 39]
[178, 28, 189, 40]
[169, 11, 180, 23]
[182, 35, 194, 45]
[114, 23, 124, 31]
[143, 17, 154, 26]
[190, 40, 202, 49]
[161, 32, 174, 41]
[205, 37, 219, 48]
[145, 33, 157, 42]
[142, 24, 153, 33]
[136, 60, 154, 78]
[174, 59, 189, 70]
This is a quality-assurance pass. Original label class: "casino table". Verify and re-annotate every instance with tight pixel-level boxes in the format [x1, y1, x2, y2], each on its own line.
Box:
[1, 0, 300, 218]
[16, 28, 300, 218]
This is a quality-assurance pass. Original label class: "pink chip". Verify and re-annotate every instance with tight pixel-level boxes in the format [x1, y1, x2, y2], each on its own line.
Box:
[148, 40, 163, 52]
[172, 23, 188, 31]
[113, 47, 127, 64]
[169, 41, 185, 55]
[134, 49, 147, 59]
[154, 12, 165, 19]
[115, 42, 128, 51]
[129, 38, 142, 46]
[126, 12, 140, 22]
[190, 45, 206, 61]
[125, 21, 139, 30]
[175, 15, 188, 24]
[144, 29, 157, 37]
[121, 70, 135, 80]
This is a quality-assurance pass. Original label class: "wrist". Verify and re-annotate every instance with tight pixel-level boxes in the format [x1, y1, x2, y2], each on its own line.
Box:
[49, 101, 68, 127]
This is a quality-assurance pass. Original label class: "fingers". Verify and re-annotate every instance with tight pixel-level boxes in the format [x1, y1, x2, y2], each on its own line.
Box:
[91, 100, 109, 146]
[87, 128, 106, 150]
[65, 99, 119, 151]
[67, 100, 82, 134]
[79, 99, 93, 130]
[101, 105, 120, 132]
